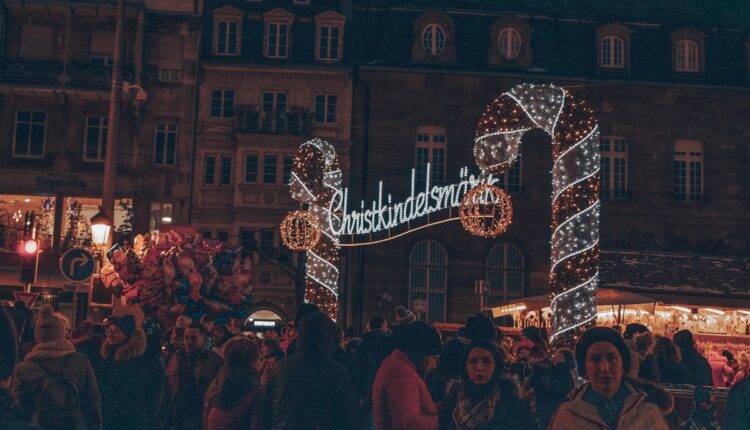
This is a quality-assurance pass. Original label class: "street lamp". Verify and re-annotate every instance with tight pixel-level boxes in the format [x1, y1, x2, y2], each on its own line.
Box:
[90, 208, 113, 247]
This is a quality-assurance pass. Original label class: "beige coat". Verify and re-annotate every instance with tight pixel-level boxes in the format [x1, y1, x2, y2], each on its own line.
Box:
[549, 381, 671, 430]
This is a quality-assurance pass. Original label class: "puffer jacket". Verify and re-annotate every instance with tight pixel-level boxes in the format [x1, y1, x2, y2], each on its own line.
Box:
[263, 312, 359, 430]
[203, 366, 263, 430]
[372, 349, 438, 430]
[708, 352, 734, 387]
[11, 339, 102, 430]
[98, 328, 166, 430]
[723, 376, 750, 430]
[549, 379, 673, 430]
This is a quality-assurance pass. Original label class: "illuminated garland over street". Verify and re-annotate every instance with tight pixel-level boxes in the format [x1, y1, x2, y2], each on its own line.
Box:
[474, 83, 600, 345]
[289, 139, 343, 319]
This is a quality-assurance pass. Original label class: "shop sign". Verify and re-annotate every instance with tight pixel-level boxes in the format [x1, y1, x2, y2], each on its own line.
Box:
[35, 176, 87, 189]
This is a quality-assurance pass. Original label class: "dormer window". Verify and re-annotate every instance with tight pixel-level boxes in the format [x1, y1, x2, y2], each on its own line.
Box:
[422, 24, 445, 56]
[498, 27, 521, 60]
[596, 24, 631, 72]
[212, 7, 243, 56]
[264, 9, 295, 60]
[488, 18, 532, 67]
[600, 36, 624, 68]
[675, 39, 699, 72]
[315, 11, 346, 62]
[672, 28, 705, 75]
[412, 12, 456, 63]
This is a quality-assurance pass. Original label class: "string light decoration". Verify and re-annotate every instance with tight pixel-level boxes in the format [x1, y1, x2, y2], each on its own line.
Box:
[280, 210, 321, 251]
[289, 138, 343, 319]
[459, 184, 513, 237]
[474, 83, 600, 346]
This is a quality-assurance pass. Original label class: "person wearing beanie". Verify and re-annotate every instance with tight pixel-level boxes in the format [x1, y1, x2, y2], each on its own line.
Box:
[393, 305, 417, 328]
[673, 329, 712, 386]
[263, 312, 359, 429]
[204, 337, 264, 430]
[11, 305, 102, 430]
[464, 313, 497, 342]
[549, 326, 673, 430]
[439, 339, 533, 430]
[372, 321, 442, 430]
[99, 314, 165, 430]
[167, 322, 222, 430]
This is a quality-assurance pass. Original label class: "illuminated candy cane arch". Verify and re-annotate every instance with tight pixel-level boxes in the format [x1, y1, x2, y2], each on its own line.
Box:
[474, 83, 600, 344]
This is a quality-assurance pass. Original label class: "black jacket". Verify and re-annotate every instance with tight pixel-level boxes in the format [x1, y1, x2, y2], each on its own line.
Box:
[264, 312, 359, 430]
[351, 329, 391, 399]
[682, 348, 713, 386]
[638, 354, 661, 383]
[439, 377, 536, 430]
[723, 376, 750, 430]
[658, 362, 691, 384]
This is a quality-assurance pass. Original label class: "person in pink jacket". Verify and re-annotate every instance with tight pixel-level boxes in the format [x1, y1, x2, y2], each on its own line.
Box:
[708, 351, 734, 387]
[372, 321, 441, 430]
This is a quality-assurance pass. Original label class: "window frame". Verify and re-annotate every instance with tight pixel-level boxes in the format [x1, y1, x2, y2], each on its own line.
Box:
[204, 154, 216, 185]
[244, 153, 259, 184]
[313, 94, 338, 124]
[314, 12, 346, 63]
[408, 239, 448, 323]
[83, 116, 108, 162]
[599, 136, 628, 200]
[485, 242, 526, 303]
[220, 155, 233, 185]
[214, 17, 241, 56]
[421, 23, 446, 56]
[263, 153, 278, 184]
[675, 39, 700, 72]
[671, 29, 705, 75]
[415, 125, 447, 190]
[210, 88, 235, 119]
[13, 110, 47, 159]
[600, 35, 625, 68]
[498, 27, 522, 60]
[265, 22, 290, 59]
[673, 140, 704, 203]
[499, 156, 523, 195]
[153, 122, 177, 166]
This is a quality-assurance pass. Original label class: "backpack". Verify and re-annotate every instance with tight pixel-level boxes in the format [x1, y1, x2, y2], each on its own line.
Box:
[33, 355, 85, 430]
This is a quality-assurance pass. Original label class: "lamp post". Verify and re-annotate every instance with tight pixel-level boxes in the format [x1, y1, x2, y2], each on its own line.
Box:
[90, 208, 113, 249]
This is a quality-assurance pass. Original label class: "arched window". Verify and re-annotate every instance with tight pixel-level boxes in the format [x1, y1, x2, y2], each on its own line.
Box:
[485, 242, 525, 304]
[421, 23, 445, 56]
[674, 140, 703, 202]
[599, 136, 628, 199]
[675, 39, 699, 72]
[600, 36, 624, 68]
[409, 240, 447, 323]
[498, 27, 521, 60]
[415, 125, 447, 190]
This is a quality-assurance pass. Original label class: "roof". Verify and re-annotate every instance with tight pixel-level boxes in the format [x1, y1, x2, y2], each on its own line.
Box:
[600, 250, 750, 298]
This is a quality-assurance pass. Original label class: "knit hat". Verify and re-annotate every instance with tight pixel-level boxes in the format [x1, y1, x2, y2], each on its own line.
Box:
[0, 306, 17, 379]
[294, 303, 321, 328]
[464, 312, 497, 341]
[34, 305, 66, 343]
[575, 326, 631, 378]
[393, 321, 441, 365]
[104, 314, 136, 339]
[394, 305, 417, 326]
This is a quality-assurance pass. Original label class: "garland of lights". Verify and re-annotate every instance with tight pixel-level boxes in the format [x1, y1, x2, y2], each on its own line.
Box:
[289, 138, 343, 319]
[474, 83, 600, 345]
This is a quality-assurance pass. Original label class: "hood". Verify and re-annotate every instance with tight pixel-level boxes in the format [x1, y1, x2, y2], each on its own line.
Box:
[25, 339, 76, 361]
[296, 312, 340, 357]
[625, 378, 675, 414]
[101, 328, 147, 362]
[215, 366, 260, 408]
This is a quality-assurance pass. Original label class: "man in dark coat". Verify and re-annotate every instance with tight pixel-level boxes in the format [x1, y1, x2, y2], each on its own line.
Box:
[99, 314, 166, 430]
[352, 316, 391, 399]
[167, 322, 223, 430]
[264, 312, 360, 429]
[673, 329, 712, 386]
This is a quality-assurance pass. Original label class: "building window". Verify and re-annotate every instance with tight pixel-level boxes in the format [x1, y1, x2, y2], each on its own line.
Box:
[600, 137, 628, 199]
[154, 123, 177, 165]
[421, 23, 445, 56]
[211, 89, 235, 118]
[601, 35, 624, 68]
[13, 111, 46, 158]
[90, 53, 113, 66]
[202, 230, 213, 240]
[675, 39, 699, 72]
[283, 155, 294, 184]
[244, 154, 258, 183]
[215, 20, 239, 56]
[260, 230, 274, 252]
[498, 27, 521, 60]
[204, 155, 216, 185]
[408, 239, 447, 323]
[262, 92, 287, 131]
[159, 35, 183, 81]
[263, 154, 278, 184]
[89, 30, 114, 66]
[674, 140, 703, 202]
[221, 156, 232, 185]
[415, 126, 447, 190]
[159, 68, 181, 82]
[266, 23, 290, 58]
[318, 25, 340, 61]
[84, 116, 108, 161]
[499, 157, 522, 194]
[314, 94, 337, 123]
[485, 242, 525, 303]
[240, 229, 254, 251]
[217, 230, 229, 242]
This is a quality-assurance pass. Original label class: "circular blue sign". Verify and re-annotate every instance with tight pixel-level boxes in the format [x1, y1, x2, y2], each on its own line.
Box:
[59, 248, 95, 282]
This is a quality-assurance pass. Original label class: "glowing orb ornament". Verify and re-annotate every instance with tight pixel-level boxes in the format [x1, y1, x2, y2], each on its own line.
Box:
[459, 184, 513, 238]
[280, 210, 321, 251]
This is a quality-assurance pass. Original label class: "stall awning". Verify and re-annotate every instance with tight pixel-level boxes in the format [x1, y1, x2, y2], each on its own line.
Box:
[486, 288, 656, 317]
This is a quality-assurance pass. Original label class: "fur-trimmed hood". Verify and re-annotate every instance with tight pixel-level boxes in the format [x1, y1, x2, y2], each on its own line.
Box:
[566, 377, 674, 415]
[101, 328, 147, 362]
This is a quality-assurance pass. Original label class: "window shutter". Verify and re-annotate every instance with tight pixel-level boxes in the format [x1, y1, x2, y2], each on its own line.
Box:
[20, 25, 55, 60]
[90, 30, 115, 54]
[159, 35, 183, 69]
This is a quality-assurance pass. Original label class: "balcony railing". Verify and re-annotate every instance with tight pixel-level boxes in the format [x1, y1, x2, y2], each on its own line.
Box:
[236, 107, 311, 136]
[0, 60, 134, 90]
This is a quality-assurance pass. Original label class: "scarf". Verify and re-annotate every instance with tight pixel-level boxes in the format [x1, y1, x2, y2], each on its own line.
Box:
[452, 384, 500, 430]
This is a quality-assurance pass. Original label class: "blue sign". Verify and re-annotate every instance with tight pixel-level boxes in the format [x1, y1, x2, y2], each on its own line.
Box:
[59, 248, 95, 282]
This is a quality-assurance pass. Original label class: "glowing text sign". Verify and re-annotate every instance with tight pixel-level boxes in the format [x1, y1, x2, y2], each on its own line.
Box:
[328, 165, 498, 236]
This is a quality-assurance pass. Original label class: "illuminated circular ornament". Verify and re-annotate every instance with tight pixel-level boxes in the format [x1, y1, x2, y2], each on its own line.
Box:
[459, 184, 513, 238]
[280, 210, 322, 251]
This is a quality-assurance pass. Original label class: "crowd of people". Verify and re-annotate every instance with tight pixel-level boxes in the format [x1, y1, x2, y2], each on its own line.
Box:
[1, 300, 750, 430]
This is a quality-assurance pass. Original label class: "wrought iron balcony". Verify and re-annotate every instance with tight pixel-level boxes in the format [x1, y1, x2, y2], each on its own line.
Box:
[236, 106, 311, 136]
[0, 60, 134, 90]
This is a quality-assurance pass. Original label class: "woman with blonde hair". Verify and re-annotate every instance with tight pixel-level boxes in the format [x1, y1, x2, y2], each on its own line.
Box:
[731, 352, 750, 387]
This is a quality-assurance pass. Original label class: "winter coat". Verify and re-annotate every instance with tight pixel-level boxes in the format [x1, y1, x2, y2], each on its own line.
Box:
[166, 348, 223, 430]
[638, 354, 661, 383]
[351, 329, 391, 400]
[529, 361, 572, 430]
[549, 379, 673, 430]
[98, 328, 166, 430]
[723, 376, 750, 430]
[658, 361, 691, 385]
[264, 312, 359, 430]
[439, 377, 534, 430]
[681, 348, 713, 386]
[708, 352, 734, 387]
[203, 366, 263, 430]
[75, 336, 104, 379]
[11, 339, 102, 430]
[372, 349, 438, 430]
[259, 354, 282, 386]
